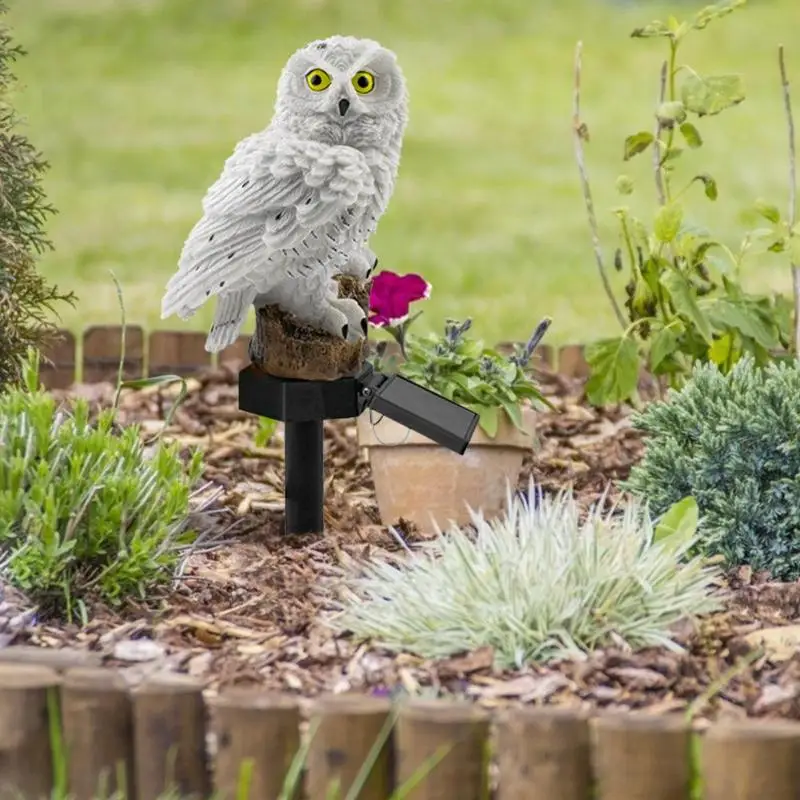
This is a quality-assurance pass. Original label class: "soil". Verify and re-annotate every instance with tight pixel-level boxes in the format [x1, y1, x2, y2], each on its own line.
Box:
[4, 364, 800, 726]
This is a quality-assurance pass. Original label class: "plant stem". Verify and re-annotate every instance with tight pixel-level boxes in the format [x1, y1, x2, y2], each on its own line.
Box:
[778, 45, 799, 355]
[653, 60, 669, 206]
[571, 40, 626, 330]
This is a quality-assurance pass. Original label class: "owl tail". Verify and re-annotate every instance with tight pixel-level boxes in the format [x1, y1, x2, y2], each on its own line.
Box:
[205, 289, 255, 353]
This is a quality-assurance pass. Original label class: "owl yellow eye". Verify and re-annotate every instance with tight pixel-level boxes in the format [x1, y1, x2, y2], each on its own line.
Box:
[352, 71, 375, 94]
[305, 68, 332, 92]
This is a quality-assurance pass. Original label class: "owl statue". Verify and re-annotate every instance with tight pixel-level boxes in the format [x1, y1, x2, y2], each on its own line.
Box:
[160, 35, 409, 358]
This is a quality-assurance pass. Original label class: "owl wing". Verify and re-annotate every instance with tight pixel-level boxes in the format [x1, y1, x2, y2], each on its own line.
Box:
[161, 135, 376, 319]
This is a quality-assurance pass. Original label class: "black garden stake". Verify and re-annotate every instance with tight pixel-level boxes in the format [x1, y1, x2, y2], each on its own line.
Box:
[238, 361, 480, 535]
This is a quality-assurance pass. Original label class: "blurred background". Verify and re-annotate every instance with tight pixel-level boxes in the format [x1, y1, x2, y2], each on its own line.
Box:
[7, 0, 800, 346]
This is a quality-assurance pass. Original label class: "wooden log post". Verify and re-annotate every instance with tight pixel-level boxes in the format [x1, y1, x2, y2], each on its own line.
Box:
[132, 675, 210, 800]
[306, 694, 394, 800]
[496, 707, 591, 800]
[249, 275, 370, 380]
[395, 700, 491, 800]
[82, 325, 145, 384]
[38, 328, 77, 389]
[701, 720, 800, 800]
[557, 344, 589, 379]
[213, 690, 301, 800]
[0, 664, 60, 800]
[60, 668, 135, 800]
[148, 330, 211, 377]
[591, 713, 691, 800]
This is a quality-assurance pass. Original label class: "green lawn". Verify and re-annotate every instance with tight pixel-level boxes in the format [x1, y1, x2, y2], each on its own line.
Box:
[7, 0, 800, 346]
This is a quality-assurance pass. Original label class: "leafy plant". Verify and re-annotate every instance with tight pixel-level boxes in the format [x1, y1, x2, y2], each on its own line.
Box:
[254, 417, 279, 448]
[623, 355, 800, 580]
[398, 317, 552, 437]
[369, 271, 552, 437]
[328, 481, 721, 668]
[574, 0, 796, 406]
[0, 349, 203, 617]
[0, 4, 75, 389]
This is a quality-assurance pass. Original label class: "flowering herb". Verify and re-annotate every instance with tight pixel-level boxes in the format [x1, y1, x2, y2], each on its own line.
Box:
[368, 271, 553, 438]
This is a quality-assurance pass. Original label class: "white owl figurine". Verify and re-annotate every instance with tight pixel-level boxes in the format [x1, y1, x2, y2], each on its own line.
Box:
[159, 35, 409, 359]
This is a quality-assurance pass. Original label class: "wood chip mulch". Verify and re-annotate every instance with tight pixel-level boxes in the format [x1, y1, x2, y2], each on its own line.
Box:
[3, 364, 800, 725]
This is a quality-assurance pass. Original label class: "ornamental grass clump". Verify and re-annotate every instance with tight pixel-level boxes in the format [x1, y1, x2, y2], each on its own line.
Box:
[0, 350, 203, 617]
[624, 356, 800, 580]
[329, 482, 721, 668]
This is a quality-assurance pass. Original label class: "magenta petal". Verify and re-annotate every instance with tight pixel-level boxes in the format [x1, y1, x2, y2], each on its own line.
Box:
[368, 312, 390, 327]
[369, 271, 402, 307]
[395, 273, 430, 303]
[382, 294, 413, 320]
[369, 270, 430, 325]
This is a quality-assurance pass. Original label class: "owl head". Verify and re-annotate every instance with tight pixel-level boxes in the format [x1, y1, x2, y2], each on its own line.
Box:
[273, 36, 408, 148]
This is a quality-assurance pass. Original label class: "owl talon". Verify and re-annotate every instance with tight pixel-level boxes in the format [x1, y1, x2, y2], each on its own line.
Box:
[329, 297, 367, 341]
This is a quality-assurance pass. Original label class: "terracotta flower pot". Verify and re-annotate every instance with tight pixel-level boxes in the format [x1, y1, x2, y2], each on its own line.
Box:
[357, 407, 537, 531]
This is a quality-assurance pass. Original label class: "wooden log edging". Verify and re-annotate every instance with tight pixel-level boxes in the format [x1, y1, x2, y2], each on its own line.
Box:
[36, 326, 591, 389]
[0, 664, 798, 799]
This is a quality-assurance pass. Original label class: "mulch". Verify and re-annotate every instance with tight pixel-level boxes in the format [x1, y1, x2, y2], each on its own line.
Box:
[3, 363, 800, 725]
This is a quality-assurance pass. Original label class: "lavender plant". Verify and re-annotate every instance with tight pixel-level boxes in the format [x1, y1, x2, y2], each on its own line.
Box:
[392, 317, 552, 438]
[329, 482, 721, 667]
[575, 0, 795, 406]
[369, 271, 552, 437]
[0, 349, 204, 617]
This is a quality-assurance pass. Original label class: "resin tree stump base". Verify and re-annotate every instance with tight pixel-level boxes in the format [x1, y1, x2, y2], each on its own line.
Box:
[249, 275, 370, 381]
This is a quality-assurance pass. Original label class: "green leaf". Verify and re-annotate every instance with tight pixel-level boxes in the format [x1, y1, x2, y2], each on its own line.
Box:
[666, 15, 689, 40]
[660, 270, 713, 343]
[690, 0, 747, 31]
[705, 298, 780, 349]
[616, 175, 634, 196]
[500, 400, 524, 431]
[584, 337, 640, 406]
[657, 101, 687, 124]
[681, 74, 745, 117]
[654, 496, 699, 551]
[679, 122, 703, 148]
[623, 132, 654, 161]
[477, 405, 499, 438]
[767, 239, 786, 253]
[649, 326, 680, 372]
[653, 203, 683, 243]
[254, 417, 278, 447]
[708, 333, 733, 366]
[630, 20, 672, 38]
[755, 199, 781, 224]
[662, 147, 684, 163]
[691, 173, 718, 200]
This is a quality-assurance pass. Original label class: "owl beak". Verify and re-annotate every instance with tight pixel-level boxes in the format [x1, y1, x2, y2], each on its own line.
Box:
[338, 98, 350, 117]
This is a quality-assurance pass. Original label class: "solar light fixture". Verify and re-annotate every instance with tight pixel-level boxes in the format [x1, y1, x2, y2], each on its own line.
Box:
[238, 362, 480, 535]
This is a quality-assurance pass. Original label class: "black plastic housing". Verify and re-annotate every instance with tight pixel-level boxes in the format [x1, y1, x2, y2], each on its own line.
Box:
[237, 361, 480, 535]
[238, 364, 366, 422]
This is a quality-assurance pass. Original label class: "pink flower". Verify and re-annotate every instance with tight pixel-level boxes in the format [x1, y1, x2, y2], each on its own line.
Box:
[369, 271, 431, 327]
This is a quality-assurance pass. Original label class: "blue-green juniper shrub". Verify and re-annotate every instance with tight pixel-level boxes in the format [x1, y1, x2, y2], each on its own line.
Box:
[623, 356, 800, 579]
